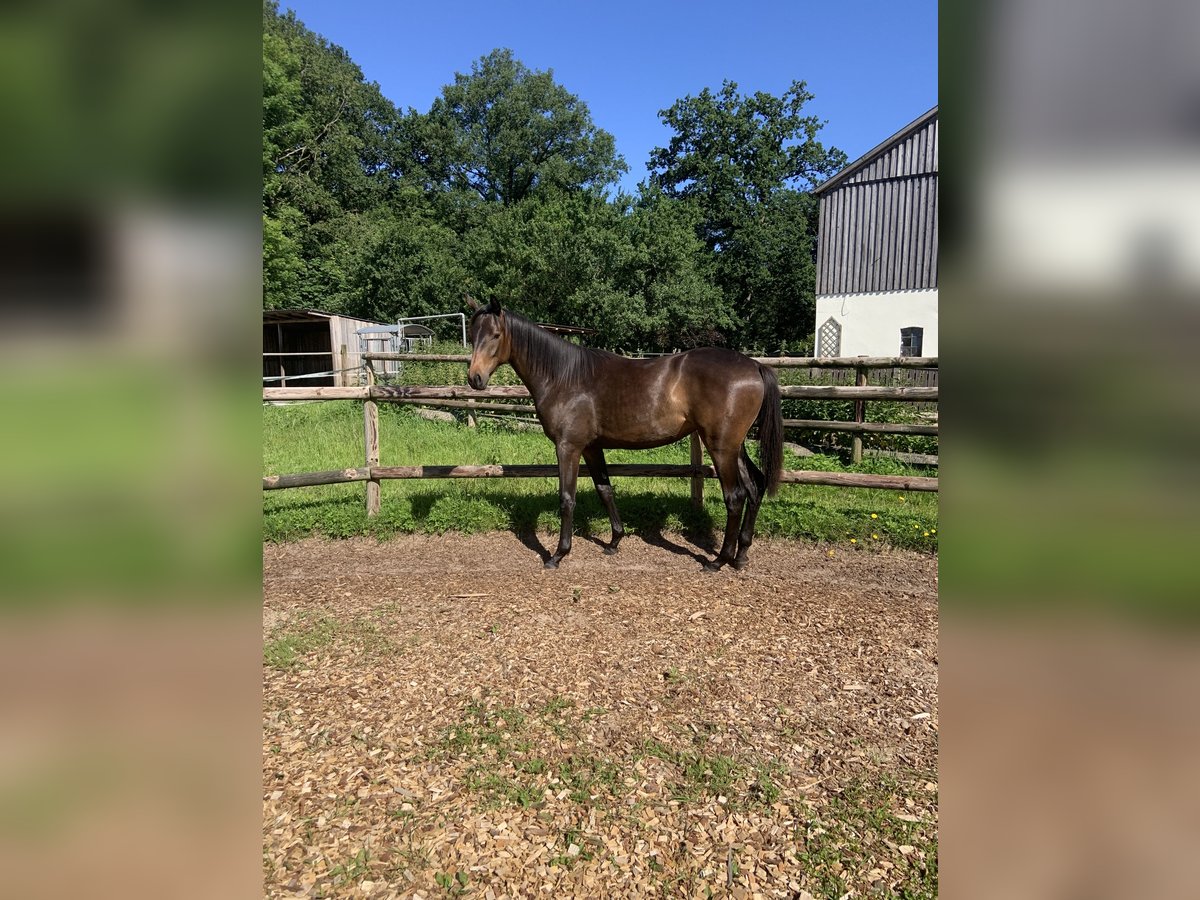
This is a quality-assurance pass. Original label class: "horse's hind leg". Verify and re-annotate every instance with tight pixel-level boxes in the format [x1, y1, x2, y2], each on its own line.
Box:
[733, 447, 767, 570]
[583, 445, 623, 554]
[703, 444, 748, 570]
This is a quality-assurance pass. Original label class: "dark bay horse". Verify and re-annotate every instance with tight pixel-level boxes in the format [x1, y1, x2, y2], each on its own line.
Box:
[466, 297, 782, 570]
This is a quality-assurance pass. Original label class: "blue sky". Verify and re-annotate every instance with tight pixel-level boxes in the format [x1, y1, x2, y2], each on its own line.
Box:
[278, 0, 937, 195]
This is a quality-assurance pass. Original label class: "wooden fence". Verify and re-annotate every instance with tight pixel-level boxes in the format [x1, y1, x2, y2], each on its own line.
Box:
[263, 354, 938, 516]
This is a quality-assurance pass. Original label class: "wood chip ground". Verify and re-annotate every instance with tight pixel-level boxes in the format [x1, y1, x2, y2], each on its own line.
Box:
[264, 534, 938, 898]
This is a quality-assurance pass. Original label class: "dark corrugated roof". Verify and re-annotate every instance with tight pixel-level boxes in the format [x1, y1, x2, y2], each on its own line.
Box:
[813, 105, 938, 196]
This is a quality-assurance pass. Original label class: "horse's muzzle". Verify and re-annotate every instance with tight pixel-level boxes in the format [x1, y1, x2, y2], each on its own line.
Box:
[467, 372, 484, 390]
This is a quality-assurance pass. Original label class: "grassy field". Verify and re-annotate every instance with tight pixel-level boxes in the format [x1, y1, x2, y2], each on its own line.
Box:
[263, 401, 938, 551]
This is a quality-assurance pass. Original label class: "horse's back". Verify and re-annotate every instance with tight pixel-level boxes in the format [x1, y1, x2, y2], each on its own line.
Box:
[565, 347, 764, 449]
[677, 347, 764, 394]
[677, 346, 760, 375]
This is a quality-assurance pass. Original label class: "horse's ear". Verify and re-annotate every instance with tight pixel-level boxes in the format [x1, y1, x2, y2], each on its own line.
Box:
[486, 297, 502, 315]
[464, 293, 480, 312]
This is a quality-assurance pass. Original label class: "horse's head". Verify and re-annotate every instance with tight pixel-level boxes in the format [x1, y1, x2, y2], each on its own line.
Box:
[466, 295, 510, 390]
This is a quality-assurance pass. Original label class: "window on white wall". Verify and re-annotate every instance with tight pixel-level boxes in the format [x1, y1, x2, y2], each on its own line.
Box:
[900, 326, 924, 356]
[817, 317, 841, 357]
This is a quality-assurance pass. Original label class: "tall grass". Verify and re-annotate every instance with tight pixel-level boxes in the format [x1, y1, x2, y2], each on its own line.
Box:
[263, 401, 938, 551]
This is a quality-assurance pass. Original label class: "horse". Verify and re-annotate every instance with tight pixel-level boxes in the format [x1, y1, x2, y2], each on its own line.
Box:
[466, 296, 783, 570]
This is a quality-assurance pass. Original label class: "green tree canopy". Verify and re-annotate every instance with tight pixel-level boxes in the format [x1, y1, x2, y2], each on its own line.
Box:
[463, 190, 728, 350]
[647, 79, 845, 246]
[262, 0, 403, 308]
[416, 49, 627, 205]
[647, 80, 846, 350]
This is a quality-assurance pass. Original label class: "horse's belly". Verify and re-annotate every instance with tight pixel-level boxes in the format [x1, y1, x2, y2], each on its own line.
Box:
[592, 366, 692, 448]
[596, 414, 689, 449]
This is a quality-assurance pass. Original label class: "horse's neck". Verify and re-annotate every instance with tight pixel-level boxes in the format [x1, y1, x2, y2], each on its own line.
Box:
[507, 322, 579, 404]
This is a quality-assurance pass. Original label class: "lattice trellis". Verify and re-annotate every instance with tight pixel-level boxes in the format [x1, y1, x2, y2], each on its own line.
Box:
[817, 317, 841, 357]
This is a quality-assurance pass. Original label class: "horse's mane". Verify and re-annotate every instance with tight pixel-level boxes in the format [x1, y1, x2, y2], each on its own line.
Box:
[483, 308, 612, 388]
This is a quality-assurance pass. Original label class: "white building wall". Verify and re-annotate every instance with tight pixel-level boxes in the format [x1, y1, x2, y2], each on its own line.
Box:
[814, 290, 938, 357]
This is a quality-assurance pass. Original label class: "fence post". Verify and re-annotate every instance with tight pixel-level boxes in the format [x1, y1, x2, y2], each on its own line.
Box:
[364, 362, 381, 517]
[276, 324, 286, 386]
[466, 399, 477, 428]
[339, 344, 348, 386]
[852, 365, 867, 464]
[690, 433, 704, 510]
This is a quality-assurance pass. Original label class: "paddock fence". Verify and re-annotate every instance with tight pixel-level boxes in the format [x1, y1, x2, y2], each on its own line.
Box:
[263, 354, 938, 516]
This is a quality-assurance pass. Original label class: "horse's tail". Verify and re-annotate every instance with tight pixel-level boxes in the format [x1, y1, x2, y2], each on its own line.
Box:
[756, 364, 783, 496]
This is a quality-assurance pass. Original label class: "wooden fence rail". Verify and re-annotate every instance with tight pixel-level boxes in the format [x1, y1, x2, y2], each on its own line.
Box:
[262, 354, 939, 514]
[362, 352, 938, 369]
[262, 383, 938, 402]
[263, 464, 938, 493]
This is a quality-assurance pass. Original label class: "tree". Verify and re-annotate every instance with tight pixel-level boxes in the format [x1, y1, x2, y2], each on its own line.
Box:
[716, 190, 821, 350]
[327, 193, 468, 324]
[646, 80, 846, 350]
[618, 189, 733, 349]
[648, 80, 844, 243]
[461, 189, 728, 350]
[417, 49, 627, 205]
[262, 0, 403, 308]
[464, 191, 626, 327]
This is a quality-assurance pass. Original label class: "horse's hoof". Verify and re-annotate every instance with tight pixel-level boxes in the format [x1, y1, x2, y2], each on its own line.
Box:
[544, 559, 560, 570]
[731, 558, 748, 571]
[702, 558, 724, 572]
[603, 544, 619, 556]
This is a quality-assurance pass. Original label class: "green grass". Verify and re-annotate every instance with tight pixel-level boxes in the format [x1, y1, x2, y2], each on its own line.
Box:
[426, 699, 936, 896]
[431, 701, 936, 896]
[636, 738, 772, 807]
[796, 777, 938, 900]
[263, 616, 339, 669]
[263, 613, 394, 669]
[263, 400, 937, 550]
[316, 848, 371, 899]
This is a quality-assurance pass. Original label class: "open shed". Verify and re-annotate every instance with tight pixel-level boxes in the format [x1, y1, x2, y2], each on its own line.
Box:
[263, 309, 393, 387]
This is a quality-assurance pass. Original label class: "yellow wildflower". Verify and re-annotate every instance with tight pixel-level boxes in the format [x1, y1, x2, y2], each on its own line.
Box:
[872, 534, 879, 539]
[850, 538, 857, 544]
[870, 513, 878, 519]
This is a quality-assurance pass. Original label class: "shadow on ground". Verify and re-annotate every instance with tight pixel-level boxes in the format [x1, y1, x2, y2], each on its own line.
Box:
[265, 487, 720, 565]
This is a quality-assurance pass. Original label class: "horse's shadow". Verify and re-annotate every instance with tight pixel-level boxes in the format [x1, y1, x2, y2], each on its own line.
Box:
[589, 494, 716, 566]
[403, 487, 716, 567]
[520, 491, 717, 567]
[515, 528, 553, 565]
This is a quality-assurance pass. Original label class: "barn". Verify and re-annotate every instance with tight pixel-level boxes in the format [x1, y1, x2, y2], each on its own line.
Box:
[813, 106, 938, 358]
[262, 309, 403, 387]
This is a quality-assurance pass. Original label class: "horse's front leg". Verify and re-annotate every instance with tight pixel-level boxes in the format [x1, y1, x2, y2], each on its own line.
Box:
[545, 443, 581, 569]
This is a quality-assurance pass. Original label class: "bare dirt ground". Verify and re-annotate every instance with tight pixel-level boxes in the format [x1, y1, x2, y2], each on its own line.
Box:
[263, 533, 938, 899]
